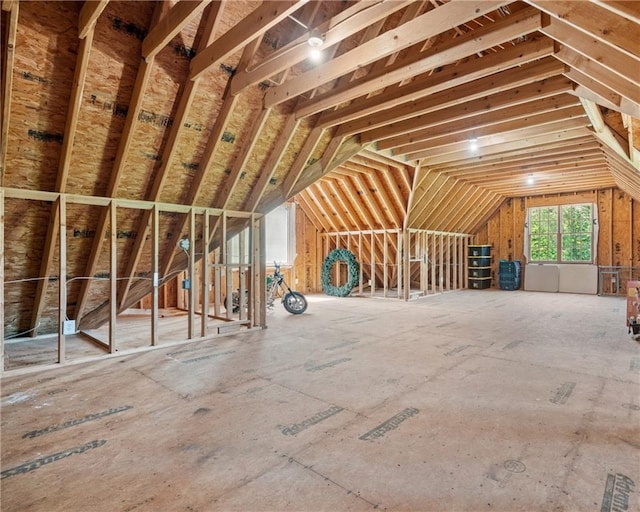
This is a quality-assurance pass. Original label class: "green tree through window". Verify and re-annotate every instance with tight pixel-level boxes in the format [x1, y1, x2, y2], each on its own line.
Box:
[528, 204, 593, 263]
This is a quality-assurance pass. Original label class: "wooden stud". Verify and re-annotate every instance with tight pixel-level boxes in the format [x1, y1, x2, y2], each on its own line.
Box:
[143, 0, 211, 59]
[201, 211, 210, 337]
[0, 188, 4, 371]
[109, 201, 117, 353]
[1, 0, 18, 184]
[190, 1, 308, 80]
[188, 209, 196, 338]
[78, 0, 109, 39]
[58, 196, 67, 364]
[265, 1, 511, 107]
[151, 205, 159, 346]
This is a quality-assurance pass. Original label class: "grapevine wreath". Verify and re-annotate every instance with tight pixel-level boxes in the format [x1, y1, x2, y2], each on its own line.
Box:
[321, 248, 360, 297]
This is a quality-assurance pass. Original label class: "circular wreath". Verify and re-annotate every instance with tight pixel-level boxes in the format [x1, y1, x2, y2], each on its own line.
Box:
[321, 248, 360, 297]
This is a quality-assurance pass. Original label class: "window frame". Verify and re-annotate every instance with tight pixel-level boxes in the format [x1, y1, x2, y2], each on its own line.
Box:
[527, 202, 595, 264]
[265, 203, 296, 267]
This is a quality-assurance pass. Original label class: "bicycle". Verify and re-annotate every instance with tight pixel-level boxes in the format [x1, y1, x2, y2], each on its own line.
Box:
[226, 262, 307, 315]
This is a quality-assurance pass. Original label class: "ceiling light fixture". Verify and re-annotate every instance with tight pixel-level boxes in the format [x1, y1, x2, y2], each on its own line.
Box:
[527, 173, 535, 185]
[469, 138, 478, 151]
[307, 34, 324, 48]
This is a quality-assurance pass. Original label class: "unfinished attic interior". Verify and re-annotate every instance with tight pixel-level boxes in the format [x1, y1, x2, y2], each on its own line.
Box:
[1, 0, 640, 355]
[2, 0, 640, 353]
[2, 1, 640, 511]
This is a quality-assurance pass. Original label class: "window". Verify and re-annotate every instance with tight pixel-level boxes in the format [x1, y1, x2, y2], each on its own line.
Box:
[265, 204, 295, 265]
[528, 203, 595, 263]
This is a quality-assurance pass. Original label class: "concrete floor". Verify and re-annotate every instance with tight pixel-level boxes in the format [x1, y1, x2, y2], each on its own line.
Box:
[1, 290, 639, 511]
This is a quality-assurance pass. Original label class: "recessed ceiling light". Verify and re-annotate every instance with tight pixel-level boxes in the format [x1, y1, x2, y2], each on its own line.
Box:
[527, 174, 535, 185]
[308, 35, 324, 47]
[469, 138, 478, 151]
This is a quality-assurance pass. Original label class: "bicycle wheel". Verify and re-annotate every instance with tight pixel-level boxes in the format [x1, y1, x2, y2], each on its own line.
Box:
[283, 291, 307, 314]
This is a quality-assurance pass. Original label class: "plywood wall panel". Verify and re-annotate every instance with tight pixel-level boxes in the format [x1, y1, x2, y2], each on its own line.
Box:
[5, 1, 80, 191]
[597, 188, 613, 267]
[612, 189, 633, 267]
[475, 188, 640, 289]
[3, 198, 50, 336]
[67, 2, 154, 196]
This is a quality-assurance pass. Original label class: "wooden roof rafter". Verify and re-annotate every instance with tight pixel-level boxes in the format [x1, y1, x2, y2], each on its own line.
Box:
[142, 0, 212, 60]
[189, 0, 310, 81]
[265, 0, 512, 109]
[30, 19, 96, 335]
[229, 0, 414, 96]
[78, 0, 109, 39]
[298, 5, 542, 119]
[339, 56, 567, 139]
[117, 2, 225, 309]
[1, 0, 18, 183]
[76, 2, 163, 325]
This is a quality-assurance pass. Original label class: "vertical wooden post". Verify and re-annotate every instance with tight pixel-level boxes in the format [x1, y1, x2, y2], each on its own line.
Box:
[0, 189, 4, 372]
[188, 208, 196, 338]
[402, 229, 409, 301]
[438, 233, 444, 293]
[109, 201, 117, 353]
[445, 234, 451, 291]
[201, 210, 209, 337]
[452, 235, 458, 290]
[464, 237, 469, 289]
[239, 226, 246, 321]
[431, 234, 436, 295]
[224, 214, 233, 320]
[383, 231, 388, 298]
[151, 205, 159, 346]
[358, 232, 363, 295]
[370, 232, 375, 296]
[58, 196, 67, 363]
[256, 215, 266, 328]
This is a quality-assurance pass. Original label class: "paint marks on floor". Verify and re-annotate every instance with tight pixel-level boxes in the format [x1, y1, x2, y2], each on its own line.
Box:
[630, 357, 640, 373]
[503, 460, 526, 473]
[181, 350, 236, 364]
[600, 473, 635, 512]
[503, 339, 524, 350]
[22, 405, 133, 439]
[281, 405, 344, 436]
[2, 391, 33, 405]
[325, 340, 359, 351]
[550, 382, 576, 405]
[622, 403, 640, 411]
[306, 358, 351, 372]
[436, 321, 456, 328]
[1, 440, 107, 479]
[359, 407, 419, 441]
[444, 345, 472, 356]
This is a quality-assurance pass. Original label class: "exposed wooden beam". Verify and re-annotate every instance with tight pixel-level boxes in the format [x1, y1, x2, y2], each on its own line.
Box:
[214, 108, 272, 209]
[31, 26, 95, 335]
[229, 0, 412, 96]
[419, 126, 591, 167]
[317, 35, 554, 129]
[78, 0, 109, 39]
[556, 45, 640, 107]
[338, 56, 566, 137]
[361, 76, 574, 144]
[307, 8, 545, 120]
[265, 0, 511, 108]
[118, 2, 224, 309]
[386, 94, 580, 153]
[1, 0, 18, 185]
[541, 16, 639, 89]
[433, 136, 598, 172]
[580, 98, 633, 164]
[1, 0, 15, 11]
[525, 0, 640, 58]
[288, 135, 364, 199]
[282, 125, 324, 199]
[189, 0, 309, 80]
[592, 0, 640, 25]
[143, 0, 211, 59]
[76, 7, 159, 324]
[246, 112, 300, 212]
[399, 105, 587, 158]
